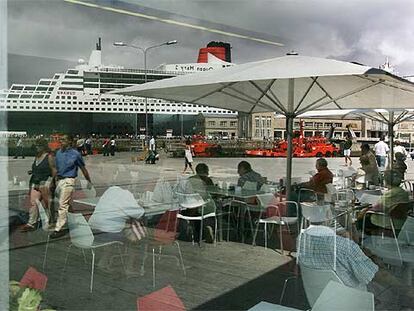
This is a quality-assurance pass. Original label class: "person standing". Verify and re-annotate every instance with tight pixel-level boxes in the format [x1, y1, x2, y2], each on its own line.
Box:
[393, 140, 408, 160]
[85, 136, 92, 155]
[52, 134, 92, 238]
[182, 143, 195, 174]
[13, 136, 25, 159]
[21, 139, 56, 232]
[102, 137, 110, 156]
[374, 136, 389, 168]
[358, 143, 380, 186]
[110, 136, 116, 156]
[343, 133, 353, 166]
[149, 136, 156, 152]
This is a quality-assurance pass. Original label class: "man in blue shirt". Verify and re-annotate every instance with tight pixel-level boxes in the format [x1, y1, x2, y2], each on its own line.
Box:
[51, 134, 92, 238]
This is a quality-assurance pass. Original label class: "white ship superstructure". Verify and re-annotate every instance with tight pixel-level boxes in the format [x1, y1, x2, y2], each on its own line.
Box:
[0, 39, 236, 116]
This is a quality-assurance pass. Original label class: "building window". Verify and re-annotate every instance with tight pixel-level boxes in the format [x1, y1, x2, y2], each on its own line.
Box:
[220, 121, 227, 127]
[255, 117, 260, 127]
[255, 129, 260, 137]
[230, 121, 237, 127]
[207, 121, 215, 126]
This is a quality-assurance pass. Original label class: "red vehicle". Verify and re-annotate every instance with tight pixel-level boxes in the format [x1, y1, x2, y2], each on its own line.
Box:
[246, 121, 339, 158]
[190, 135, 222, 157]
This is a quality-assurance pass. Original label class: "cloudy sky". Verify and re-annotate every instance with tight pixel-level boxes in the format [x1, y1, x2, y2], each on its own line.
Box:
[7, 0, 414, 84]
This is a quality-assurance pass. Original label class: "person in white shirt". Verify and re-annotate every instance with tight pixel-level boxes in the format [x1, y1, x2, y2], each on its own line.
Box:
[393, 140, 408, 160]
[149, 136, 156, 151]
[89, 186, 145, 274]
[374, 136, 389, 168]
[182, 143, 195, 174]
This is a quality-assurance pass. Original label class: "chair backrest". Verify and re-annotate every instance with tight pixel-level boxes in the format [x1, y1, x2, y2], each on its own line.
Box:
[243, 181, 257, 191]
[154, 210, 179, 244]
[312, 281, 374, 311]
[35, 200, 49, 232]
[137, 285, 185, 311]
[256, 193, 275, 210]
[402, 180, 413, 196]
[389, 201, 414, 220]
[300, 265, 343, 307]
[398, 214, 414, 245]
[298, 188, 317, 203]
[324, 183, 336, 203]
[67, 212, 94, 248]
[301, 203, 333, 223]
[175, 192, 205, 210]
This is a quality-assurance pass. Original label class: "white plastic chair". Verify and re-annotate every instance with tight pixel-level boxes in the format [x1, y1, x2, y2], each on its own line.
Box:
[36, 200, 54, 271]
[176, 192, 217, 245]
[62, 212, 126, 293]
[300, 265, 343, 307]
[254, 194, 299, 252]
[312, 281, 374, 311]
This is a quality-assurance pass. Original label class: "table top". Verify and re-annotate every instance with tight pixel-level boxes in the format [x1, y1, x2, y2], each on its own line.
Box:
[73, 197, 174, 217]
[248, 301, 299, 311]
[207, 186, 267, 199]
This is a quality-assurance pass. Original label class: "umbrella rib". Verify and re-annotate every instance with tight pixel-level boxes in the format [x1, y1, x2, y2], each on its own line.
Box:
[220, 89, 282, 114]
[191, 82, 238, 103]
[249, 81, 288, 114]
[394, 111, 408, 124]
[376, 111, 390, 123]
[360, 112, 385, 124]
[357, 75, 414, 94]
[247, 80, 277, 114]
[296, 80, 382, 115]
[295, 95, 328, 115]
[313, 79, 342, 109]
[294, 77, 319, 112]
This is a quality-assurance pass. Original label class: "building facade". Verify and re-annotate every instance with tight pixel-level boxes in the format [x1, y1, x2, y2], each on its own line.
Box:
[195, 113, 238, 138]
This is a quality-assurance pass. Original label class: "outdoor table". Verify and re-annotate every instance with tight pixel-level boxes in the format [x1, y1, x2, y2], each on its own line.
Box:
[207, 186, 269, 243]
[73, 197, 176, 218]
[366, 239, 414, 285]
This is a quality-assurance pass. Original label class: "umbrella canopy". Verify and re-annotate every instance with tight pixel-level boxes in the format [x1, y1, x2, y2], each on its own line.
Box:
[112, 55, 414, 115]
[112, 55, 414, 196]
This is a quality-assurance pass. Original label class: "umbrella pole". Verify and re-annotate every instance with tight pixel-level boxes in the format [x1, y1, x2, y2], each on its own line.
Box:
[286, 78, 295, 200]
[388, 111, 394, 170]
[286, 114, 294, 199]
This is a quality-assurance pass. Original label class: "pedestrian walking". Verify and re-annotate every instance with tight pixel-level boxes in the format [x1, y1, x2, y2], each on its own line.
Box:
[182, 143, 195, 174]
[374, 136, 389, 168]
[13, 137, 25, 159]
[110, 136, 116, 156]
[343, 133, 353, 166]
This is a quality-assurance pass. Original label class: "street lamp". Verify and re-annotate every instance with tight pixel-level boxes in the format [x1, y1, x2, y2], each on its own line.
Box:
[113, 40, 178, 140]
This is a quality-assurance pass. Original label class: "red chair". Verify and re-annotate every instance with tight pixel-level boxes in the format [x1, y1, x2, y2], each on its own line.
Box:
[142, 210, 186, 288]
[137, 285, 185, 311]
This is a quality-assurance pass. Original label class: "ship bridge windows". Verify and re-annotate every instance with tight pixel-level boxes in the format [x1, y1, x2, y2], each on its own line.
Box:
[36, 87, 48, 91]
[11, 86, 24, 90]
[53, 74, 61, 79]
[67, 70, 79, 75]
[84, 84, 98, 88]
[84, 78, 99, 83]
[59, 87, 83, 91]
[62, 81, 83, 85]
[39, 81, 51, 85]
[7, 94, 19, 98]
[20, 94, 32, 99]
[64, 75, 81, 79]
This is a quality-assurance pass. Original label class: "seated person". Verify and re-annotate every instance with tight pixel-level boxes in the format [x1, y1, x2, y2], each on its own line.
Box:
[393, 152, 407, 179]
[357, 170, 409, 233]
[182, 163, 215, 243]
[88, 186, 145, 274]
[298, 224, 413, 307]
[237, 161, 265, 190]
[292, 158, 333, 202]
[358, 143, 379, 186]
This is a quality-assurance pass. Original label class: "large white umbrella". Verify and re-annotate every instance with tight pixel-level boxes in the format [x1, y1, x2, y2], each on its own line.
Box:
[112, 55, 414, 197]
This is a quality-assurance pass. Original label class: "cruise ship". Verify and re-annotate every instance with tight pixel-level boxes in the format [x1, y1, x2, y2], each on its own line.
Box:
[1, 39, 236, 135]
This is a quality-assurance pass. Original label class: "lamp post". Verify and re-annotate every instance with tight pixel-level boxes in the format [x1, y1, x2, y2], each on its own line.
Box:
[113, 40, 178, 140]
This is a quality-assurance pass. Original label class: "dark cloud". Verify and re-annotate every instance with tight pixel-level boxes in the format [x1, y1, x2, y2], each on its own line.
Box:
[7, 0, 414, 81]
